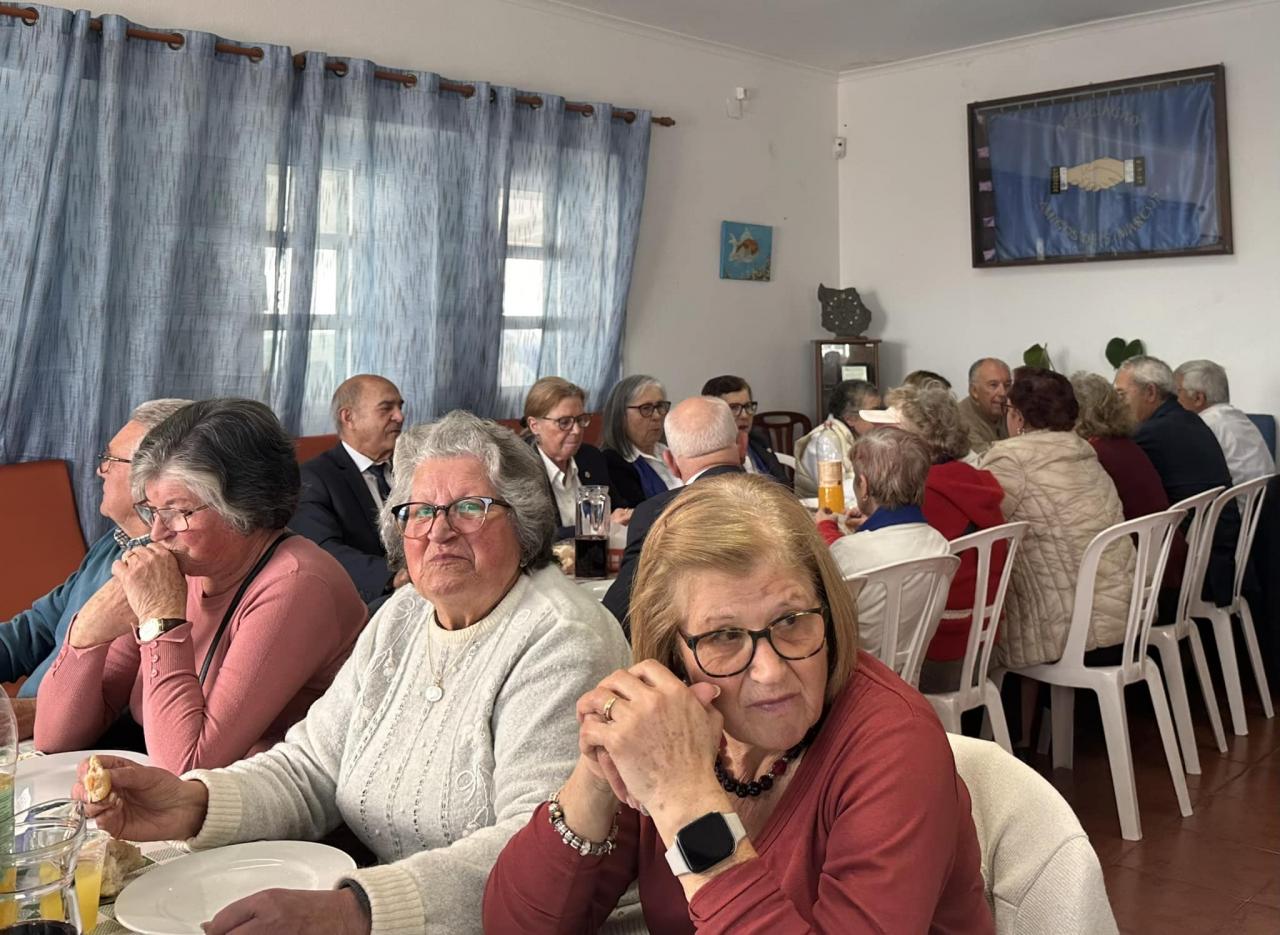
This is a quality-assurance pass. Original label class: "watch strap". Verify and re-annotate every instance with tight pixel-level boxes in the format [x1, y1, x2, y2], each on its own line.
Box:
[664, 811, 747, 876]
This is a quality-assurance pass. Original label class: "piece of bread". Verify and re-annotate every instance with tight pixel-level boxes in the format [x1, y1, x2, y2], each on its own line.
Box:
[100, 839, 147, 899]
[83, 756, 112, 804]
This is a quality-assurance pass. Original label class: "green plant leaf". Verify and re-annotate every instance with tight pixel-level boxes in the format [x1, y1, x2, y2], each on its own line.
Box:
[1106, 337, 1146, 369]
[1023, 343, 1053, 371]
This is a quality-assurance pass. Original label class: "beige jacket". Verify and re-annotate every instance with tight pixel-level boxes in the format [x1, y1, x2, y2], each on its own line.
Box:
[979, 432, 1133, 668]
[958, 396, 1007, 455]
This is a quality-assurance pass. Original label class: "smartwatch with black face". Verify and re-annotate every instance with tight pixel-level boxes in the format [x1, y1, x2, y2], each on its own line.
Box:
[664, 812, 747, 876]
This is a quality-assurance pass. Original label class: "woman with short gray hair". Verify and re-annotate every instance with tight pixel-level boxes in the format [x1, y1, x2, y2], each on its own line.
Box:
[75, 409, 631, 935]
[36, 398, 368, 774]
[601, 373, 677, 507]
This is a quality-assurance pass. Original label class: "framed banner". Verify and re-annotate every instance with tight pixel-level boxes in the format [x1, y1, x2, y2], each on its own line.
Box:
[968, 65, 1232, 268]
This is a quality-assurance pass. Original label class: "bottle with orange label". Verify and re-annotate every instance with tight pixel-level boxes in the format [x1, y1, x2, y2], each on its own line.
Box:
[813, 425, 846, 514]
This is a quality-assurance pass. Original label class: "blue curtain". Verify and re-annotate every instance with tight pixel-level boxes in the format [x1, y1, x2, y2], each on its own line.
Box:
[0, 4, 651, 539]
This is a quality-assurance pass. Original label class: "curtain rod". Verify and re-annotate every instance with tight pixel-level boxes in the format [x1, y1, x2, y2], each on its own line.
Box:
[0, 4, 676, 126]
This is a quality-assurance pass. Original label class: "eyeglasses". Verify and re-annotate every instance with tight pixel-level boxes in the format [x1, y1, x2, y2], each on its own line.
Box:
[134, 502, 211, 531]
[538, 414, 592, 432]
[726, 401, 759, 417]
[680, 607, 827, 678]
[391, 496, 511, 539]
[627, 401, 671, 419]
[97, 451, 131, 474]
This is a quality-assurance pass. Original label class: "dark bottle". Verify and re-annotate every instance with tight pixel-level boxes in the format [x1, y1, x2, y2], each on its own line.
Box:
[574, 536, 608, 579]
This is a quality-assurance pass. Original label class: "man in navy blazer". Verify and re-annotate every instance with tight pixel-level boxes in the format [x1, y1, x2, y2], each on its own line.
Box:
[292, 375, 406, 609]
[1116, 356, 1240, 606]
[701, 374, 790, 487]
[603, 396, 748, 633]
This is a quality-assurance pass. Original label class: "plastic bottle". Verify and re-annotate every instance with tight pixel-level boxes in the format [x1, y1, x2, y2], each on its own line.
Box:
[814, 424, 846, 514]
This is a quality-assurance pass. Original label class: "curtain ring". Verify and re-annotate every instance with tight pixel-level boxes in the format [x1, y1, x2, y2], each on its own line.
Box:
[403, 74, 418, 89]
[246, 46, 264, 63]
[18, 6, 38, 25]
[166, 33, 184, 51]
[331, 61, 349, 78]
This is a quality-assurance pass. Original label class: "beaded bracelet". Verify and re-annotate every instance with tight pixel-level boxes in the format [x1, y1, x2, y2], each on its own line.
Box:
[548, 790, 620, 857]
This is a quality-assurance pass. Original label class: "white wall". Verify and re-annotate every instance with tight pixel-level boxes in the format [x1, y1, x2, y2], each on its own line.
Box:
[838, 0, 1280, 410]
[97, 0, 840, 415]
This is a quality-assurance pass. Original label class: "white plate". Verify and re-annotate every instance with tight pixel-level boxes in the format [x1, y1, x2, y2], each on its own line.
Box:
[15, 750, 153, 812]
[116, 840, 356, 935]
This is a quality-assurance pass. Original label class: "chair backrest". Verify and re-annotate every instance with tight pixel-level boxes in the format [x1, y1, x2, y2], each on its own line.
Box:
[1206, 473, 1275, 603]
[947, 522, 1029, 707]
[1168, 486, 1225, 635]
[1059, 508, 1184, 676]
[753, 410, 813, 457]
[947, 735, 1118, 934]
[0, 460, 88, 620]
[294, 433, 339, 464]
[844, 553, 960, 686]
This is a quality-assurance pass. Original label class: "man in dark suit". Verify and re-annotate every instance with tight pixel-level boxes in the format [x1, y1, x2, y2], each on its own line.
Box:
[1115, 356, 1240, 606]
[603, 396, 747, 633]
[701, 375, 790, 487]
[292, 374, 406, 609]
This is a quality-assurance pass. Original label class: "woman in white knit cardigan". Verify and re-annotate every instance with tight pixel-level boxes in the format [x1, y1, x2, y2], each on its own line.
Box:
[76, 411, 631, 935]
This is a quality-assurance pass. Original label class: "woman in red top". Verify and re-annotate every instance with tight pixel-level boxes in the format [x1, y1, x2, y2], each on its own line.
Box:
[483, 474, 993, 934]
[888, 385, 1007, 677]
[1071, 372, 1186, 597]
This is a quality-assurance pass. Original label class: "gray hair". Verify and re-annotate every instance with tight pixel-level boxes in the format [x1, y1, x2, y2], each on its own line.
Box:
[378, 411, 555, 571]
[885, 385, 969, 461]
[665, 397, 739, 458]
[968, 357, 1010, 387]
[602, 374, 665, 455]
[1118, 355, 1175, 397]
[131, 398, 300, 533]
[829, 379, 880, 422]
[129, 398, 193, 429]
[1174, 359, 1230, 405]
[851, 426, 932, 509]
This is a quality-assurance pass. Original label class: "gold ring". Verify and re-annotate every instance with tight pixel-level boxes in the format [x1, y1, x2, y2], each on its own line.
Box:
[602, 697, 617, 722]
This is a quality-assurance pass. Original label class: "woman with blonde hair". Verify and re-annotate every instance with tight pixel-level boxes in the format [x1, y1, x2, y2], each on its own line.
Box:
[523, 376, 631, 539]
[486, 473, 992, 933]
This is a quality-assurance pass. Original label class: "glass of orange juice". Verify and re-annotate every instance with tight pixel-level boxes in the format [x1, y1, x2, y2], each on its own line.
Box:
[74, 831, 108, 932]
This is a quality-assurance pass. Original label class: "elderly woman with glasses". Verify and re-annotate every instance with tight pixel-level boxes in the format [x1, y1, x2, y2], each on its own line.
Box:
[701, 374, 790, 485]
[485, 474, 992, 934]
[36, 398, 367, 773]
[75, 410, 630, 935]
[601, 374, 677, 508]
[523, 376, 633, 539]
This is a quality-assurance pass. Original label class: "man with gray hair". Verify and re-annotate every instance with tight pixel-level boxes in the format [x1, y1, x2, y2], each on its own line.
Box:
[1174, 359, 1275, 486]
[0, 398, 191, 737]
[293, 374, 406, 610]
[1116, 355, 1239, 605]
[602, 397, 747, 631]
[958, 357, 1012, 455]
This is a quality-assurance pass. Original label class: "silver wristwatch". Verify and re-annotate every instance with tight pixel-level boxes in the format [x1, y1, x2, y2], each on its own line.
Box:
[664, 811, 747, 876]
[137, 617, 187, 642]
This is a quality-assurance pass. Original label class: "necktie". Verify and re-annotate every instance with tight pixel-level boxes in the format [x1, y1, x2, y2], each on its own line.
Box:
[368, 462, 392, 501]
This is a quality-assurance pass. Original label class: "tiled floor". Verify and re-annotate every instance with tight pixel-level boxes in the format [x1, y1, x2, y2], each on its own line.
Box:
[1020, 661, 1280, 935]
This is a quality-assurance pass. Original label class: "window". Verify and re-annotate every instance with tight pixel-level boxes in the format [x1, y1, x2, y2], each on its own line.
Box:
[499, 187, 547, 395]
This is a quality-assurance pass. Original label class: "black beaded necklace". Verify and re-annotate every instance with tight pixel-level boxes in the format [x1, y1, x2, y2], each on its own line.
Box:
[714, 721, 823, 798]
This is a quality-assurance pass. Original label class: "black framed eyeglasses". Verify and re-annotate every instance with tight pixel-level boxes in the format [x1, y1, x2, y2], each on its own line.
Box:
[726, 401, 760, 417]
[134, 502, 211, 531]
[391, 496, 511, 539]
[97, 451, 131, 474]
[627, 401, 672, 419]
[679, 607, 827, 678]
[539, 414, 592, 432]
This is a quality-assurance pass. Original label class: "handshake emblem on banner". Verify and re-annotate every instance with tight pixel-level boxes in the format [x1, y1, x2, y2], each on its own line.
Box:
[1050, 156, 1146, 193]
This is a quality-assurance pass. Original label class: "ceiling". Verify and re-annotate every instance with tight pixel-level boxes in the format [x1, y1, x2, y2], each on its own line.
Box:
[539, 0, 1205, 72]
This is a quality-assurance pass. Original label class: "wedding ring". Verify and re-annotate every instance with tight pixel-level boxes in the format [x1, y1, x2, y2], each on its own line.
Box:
[602, 696, 617, 722]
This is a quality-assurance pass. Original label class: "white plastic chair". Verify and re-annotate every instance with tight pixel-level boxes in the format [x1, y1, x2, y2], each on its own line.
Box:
[1187, 474, 1277, 735]
[925, 522, 1029, 754]
[845, 554, 960, 687]
[1148, 487, 1228, 774]
[1013, 508, 1189, 841]
[948, 735, 1119, 934]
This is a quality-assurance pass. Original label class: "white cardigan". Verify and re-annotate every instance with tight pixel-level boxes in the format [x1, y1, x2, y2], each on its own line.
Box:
[186, 565, 631, 935]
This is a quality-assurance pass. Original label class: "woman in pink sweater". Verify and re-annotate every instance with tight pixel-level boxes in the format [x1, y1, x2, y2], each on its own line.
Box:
[484, 474, 992, 933]
[35, 399, 367, 772]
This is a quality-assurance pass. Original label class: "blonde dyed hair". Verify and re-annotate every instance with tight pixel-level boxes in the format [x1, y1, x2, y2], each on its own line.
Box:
[1071, 371, 1134, 439]
[886, 384, 970, 461]
[629, 473, 859, 702]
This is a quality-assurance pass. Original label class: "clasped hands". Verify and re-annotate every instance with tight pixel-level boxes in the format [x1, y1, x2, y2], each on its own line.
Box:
[70, 544, 187, 648]
[576, 660, 724, 819]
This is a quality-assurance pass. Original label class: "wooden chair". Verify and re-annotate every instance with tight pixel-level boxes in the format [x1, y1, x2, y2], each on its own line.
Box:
[0, 460, 87, 620]
[294, 433, 338, 464]
[753, 411, 813, 458]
